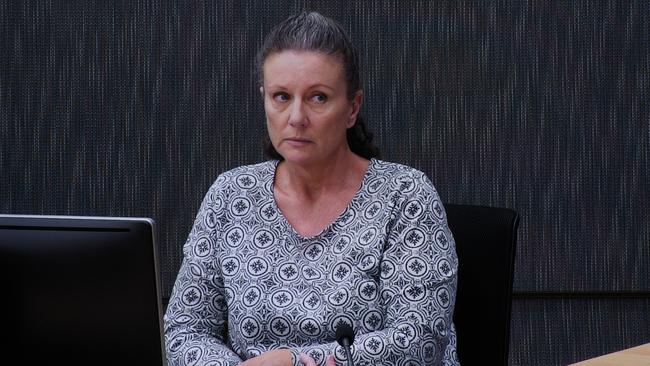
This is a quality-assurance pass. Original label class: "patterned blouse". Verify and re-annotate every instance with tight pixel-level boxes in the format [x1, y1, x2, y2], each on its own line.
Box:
[164, 159, 460, 366]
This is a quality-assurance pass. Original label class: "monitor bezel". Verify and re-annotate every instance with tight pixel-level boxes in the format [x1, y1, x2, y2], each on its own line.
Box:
[0, 214, 167, 365]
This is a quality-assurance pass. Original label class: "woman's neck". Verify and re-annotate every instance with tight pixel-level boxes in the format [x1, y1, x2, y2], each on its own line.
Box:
[275, 151, 369, 202]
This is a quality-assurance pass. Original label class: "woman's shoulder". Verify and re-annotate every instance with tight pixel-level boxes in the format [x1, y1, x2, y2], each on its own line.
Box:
[370, 159, 446, 220]
[370, 158, 435, 189]
[199, 160, 277, 205]
[209, 160, 277, 188]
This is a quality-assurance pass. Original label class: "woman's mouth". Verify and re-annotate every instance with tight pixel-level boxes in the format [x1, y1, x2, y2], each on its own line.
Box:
[285, 138, 312, 146]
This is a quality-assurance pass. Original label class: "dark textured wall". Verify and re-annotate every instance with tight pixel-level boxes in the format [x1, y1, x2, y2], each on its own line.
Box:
[1, 1, 648, 364]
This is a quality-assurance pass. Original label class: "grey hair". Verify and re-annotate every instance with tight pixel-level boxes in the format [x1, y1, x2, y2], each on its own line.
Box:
[255, 11, 360, 99]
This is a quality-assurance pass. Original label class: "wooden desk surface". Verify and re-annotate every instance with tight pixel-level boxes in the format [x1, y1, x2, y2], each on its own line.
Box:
[570, 343, 650, 366]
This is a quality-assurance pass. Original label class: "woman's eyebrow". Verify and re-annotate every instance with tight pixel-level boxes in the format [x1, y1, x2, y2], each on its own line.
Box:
[265, 83, 337, 92]
[309, 84, 336, 92]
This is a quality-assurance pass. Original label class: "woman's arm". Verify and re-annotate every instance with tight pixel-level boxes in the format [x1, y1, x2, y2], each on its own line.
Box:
[292, 173, 460, 366]
[164, 181, 243, 366]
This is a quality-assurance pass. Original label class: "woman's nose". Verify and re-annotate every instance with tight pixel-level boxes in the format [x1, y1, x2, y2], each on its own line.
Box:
[287, 100, 308, 127]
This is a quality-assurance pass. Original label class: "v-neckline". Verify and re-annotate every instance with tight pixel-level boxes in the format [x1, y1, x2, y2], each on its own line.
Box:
[268, 158, 375, 240]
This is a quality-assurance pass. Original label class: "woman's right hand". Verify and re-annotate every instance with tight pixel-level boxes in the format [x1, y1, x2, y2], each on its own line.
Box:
[298, 353, 336, 366]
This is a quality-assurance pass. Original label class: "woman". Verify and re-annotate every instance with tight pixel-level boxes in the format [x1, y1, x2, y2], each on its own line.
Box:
[164, 11, 459, 366]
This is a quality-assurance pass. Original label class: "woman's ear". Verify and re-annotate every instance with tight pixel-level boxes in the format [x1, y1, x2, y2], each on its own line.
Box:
[348, 90, 364, 127]
[259, 86, 264, 96]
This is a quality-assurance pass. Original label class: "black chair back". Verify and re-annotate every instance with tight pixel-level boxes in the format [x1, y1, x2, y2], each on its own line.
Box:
[445, 204, 520, 366]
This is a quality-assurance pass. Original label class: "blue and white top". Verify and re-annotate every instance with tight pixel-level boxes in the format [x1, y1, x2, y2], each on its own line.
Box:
[164, 159, 460, 366]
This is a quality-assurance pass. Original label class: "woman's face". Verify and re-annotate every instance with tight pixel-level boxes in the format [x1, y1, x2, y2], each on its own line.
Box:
[262, 50, 362, 167]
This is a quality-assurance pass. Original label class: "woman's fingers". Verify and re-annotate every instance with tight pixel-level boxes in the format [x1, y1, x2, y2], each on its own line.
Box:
[298, 353, 316, 366]
[325, 355, 336, 366]
[297, 353, 337, 366]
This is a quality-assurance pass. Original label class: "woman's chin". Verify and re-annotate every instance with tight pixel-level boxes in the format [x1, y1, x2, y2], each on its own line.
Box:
[282, 157, 317, 167]
[278, 151, 322, 167]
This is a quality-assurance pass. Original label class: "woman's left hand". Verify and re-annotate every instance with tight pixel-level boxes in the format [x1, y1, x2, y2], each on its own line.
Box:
[238, 349, 293, 366]
[298, 353, 337, 366]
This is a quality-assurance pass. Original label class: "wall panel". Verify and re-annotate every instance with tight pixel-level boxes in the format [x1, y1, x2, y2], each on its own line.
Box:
[510, 298, 650, 365]
[1, 1, 648, 364]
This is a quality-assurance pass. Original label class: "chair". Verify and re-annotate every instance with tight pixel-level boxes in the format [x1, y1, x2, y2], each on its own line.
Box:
[444, 204, 520, 366]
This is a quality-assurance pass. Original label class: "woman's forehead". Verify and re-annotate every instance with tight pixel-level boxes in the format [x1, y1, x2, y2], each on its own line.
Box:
[262, 50, 345, 88]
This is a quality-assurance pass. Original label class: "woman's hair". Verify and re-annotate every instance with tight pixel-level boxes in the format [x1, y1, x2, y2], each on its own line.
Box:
[256, 11, 380, 160]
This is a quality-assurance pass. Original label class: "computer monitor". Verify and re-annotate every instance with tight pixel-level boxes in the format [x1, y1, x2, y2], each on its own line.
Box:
[0, 215, 167, 365]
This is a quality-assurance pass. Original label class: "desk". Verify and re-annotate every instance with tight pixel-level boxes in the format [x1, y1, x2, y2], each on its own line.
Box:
[570, 343, 650, 365]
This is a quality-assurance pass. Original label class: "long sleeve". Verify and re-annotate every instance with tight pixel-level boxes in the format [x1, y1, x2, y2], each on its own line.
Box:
[164, 160, 459, 366]
[292, 172, 460, 366]
[164, 180, 243, 366]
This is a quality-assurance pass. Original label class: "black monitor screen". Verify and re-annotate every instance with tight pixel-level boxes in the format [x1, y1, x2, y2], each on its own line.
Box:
[0, 215, 166, 365]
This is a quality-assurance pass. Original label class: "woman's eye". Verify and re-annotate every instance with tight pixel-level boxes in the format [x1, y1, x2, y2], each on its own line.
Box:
[273, 93, 289, 102]
[311, 93, 327, 103]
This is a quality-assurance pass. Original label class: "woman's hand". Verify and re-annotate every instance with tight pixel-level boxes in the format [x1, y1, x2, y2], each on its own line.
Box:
[298, 353, 336, 366]
[239, 349, 293, 366]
